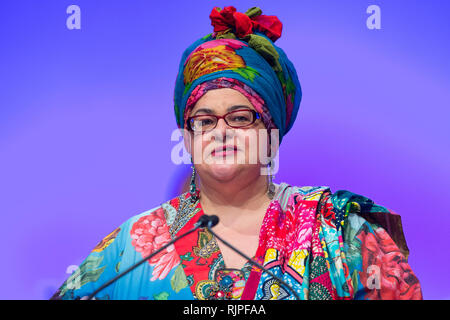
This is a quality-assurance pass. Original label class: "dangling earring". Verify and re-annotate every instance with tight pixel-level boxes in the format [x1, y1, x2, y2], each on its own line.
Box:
[190, 156, 199, 202]
[267, 159, 276, 200]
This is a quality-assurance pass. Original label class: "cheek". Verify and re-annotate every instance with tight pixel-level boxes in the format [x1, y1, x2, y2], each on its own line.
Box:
[191, 133, 214, 162]
[237, 128, 268, 162]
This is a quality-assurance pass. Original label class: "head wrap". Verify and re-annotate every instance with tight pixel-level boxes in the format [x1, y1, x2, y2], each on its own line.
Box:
[173, 6, 302, 142]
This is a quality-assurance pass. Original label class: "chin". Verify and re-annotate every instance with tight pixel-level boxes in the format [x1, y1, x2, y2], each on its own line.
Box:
[204, 162, 242, 182]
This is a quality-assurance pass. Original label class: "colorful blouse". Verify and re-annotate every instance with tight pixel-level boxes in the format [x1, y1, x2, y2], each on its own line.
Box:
[51, 183, 422, 300]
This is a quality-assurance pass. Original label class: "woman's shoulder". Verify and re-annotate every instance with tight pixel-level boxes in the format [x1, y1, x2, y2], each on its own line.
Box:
[277, 182, 409, 258]
[117, 191, 195, 236]
[276, 181, 384, 205]
[114, 204, 164, 235]
[273, 182, 330, 209]
[277, 181, 396, 218]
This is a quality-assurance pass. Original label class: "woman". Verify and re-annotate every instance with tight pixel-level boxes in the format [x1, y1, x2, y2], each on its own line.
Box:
[51, 6, 422, 300]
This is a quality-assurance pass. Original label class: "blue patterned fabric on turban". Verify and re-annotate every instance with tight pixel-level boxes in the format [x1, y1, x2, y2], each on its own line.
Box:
[173, 6, 302, 143]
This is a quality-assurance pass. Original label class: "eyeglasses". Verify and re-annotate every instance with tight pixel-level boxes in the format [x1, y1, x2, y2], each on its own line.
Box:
[187, 109, 261, 133]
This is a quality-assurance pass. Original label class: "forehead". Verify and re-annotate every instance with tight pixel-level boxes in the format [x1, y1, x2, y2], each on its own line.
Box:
[190, 88, 256, 114]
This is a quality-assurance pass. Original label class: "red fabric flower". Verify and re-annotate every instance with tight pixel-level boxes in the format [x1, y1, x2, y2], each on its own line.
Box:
[130, 208, 180, 281]
[358, 227, 422, 300]
[210, 6, 283, 42]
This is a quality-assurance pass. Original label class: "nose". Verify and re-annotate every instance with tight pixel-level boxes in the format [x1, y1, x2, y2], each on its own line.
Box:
[215, 117, 229, 130]
[211, 117, 235, 141]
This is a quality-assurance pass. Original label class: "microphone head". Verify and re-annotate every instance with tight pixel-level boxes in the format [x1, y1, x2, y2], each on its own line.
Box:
[196, 215, 220, 228]
[208, 215, 219, 228]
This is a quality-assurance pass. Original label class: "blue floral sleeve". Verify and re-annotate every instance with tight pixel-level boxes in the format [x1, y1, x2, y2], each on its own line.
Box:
[51, 223, 126, 300]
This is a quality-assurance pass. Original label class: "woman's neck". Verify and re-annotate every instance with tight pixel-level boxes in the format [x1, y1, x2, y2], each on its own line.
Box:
[196, 172, 275, 233]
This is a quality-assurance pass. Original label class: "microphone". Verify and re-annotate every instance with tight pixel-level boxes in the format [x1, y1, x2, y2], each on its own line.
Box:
[196, 214, 219, 228]
[86, 215, 212, 300]
[86, 214, 299, 300]
[206, 219, 301, 300]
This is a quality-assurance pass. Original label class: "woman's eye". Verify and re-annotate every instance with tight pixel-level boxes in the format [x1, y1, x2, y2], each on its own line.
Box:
[201, 119, 214, 125]
[194, 118, 214, 127]
[232, 116, 250, 122]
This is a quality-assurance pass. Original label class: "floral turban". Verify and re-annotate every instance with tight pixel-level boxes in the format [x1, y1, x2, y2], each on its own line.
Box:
[173, 6, 302, 142]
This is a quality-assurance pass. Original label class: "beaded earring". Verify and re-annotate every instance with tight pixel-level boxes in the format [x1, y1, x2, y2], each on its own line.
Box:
[189, 156, 199, 202]
[267, 159, 276, 199]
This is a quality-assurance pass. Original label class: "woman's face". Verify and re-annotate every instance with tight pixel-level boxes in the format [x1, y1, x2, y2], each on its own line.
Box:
[184, 88, 270, 183]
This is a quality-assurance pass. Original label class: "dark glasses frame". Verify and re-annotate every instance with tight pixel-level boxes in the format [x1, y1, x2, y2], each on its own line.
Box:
[186, 109, 261, 132]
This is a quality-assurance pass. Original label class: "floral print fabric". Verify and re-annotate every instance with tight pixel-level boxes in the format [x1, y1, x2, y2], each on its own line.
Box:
[184, 77, 277, 132]
[51, 183, 422, 300]
[130, 209, 181, 281]
[174, 17, 302, 141]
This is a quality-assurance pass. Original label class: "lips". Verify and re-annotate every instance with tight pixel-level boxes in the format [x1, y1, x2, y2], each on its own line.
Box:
[211, 145, 238, 156]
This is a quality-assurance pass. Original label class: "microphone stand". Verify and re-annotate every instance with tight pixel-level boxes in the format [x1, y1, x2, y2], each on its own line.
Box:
[207, 226, 301, 300]
[86, 222, 203, 300]
[86, 214, 300, 300]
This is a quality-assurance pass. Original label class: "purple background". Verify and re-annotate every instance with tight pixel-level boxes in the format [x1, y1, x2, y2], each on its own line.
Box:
[1, 0, 449, 299]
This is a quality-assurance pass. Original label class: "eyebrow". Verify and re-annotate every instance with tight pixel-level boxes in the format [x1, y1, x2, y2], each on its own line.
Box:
[192, 105, 251, 115]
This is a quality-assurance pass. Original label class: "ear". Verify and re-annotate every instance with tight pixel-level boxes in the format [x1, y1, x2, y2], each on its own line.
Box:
[182, 128, 193, 155]
[267, 128, 280, 158]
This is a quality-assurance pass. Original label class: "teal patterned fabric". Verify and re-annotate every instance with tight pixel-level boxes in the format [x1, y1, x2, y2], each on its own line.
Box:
[173, 7, 302, 142]
[51, 183, 422, 300]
